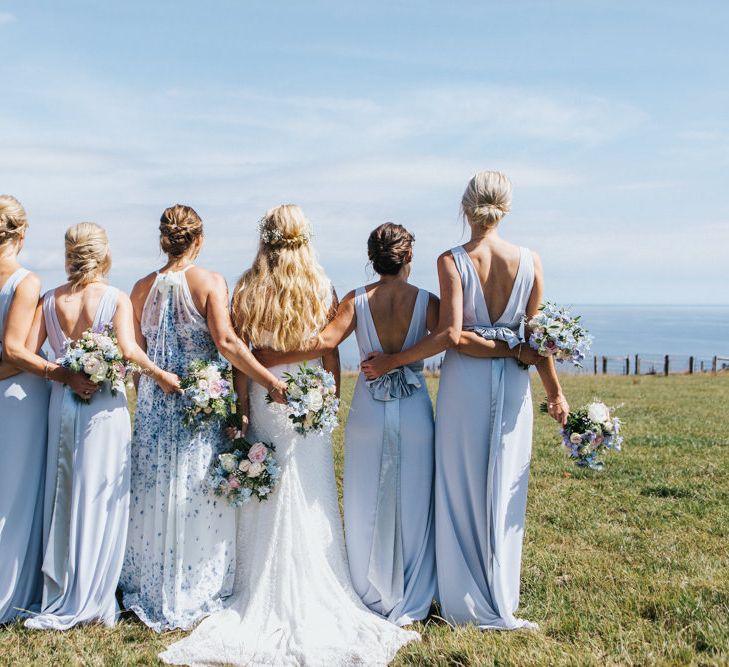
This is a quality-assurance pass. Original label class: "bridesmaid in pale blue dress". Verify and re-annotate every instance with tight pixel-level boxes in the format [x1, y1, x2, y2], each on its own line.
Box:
[363, 172, 569, 630]
[255, 223, 439, 625]
[120, 205, 287, 632]
[21, 223, 179, 631]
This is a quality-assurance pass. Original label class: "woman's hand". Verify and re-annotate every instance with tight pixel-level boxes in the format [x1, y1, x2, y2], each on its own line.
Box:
[268, 379, 288, 405]
[515, 343, 544, 366]
[546, 395, 570, 426]
[154, 369, 182, 395]
[226, 414, 249, 441]
[66, 371, 101, 401]
[360, 352, 396, 380]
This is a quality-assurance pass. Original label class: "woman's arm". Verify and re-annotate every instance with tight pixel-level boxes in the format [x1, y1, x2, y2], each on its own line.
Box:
[0, 359, 19, 381]
[527, 252, 569, 425]
[113, 293, 181, 394]
[253, 291, 356, 368]
[4, 277, 99, 397]
[361, 252, 462, 379]
[322, 347, 341, 399]
[229, 368, 251, 438]
[203, 273, 287, 404]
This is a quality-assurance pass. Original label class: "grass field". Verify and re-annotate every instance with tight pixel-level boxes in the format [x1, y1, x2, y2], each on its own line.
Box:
[2, 374, 729, 666]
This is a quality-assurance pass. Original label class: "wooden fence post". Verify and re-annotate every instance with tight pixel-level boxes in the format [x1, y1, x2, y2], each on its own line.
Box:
[664, 355, 670, 376]
[593, 356, 598, 375]
[635, 354, 640, 375]
[688, 356, 694, 374]
[712, 356, 718, 373]
[625, 357, 630, 375]
[602, 356, 608, 374]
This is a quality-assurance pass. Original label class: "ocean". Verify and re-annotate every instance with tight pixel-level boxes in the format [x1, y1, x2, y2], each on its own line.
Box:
[337, 305, 729, 374]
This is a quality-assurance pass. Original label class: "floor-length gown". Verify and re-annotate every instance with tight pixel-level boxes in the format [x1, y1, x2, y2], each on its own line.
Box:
[120, 268, 235, 632]
[344, 287, 436, 626]
[25, 286, 131, 630]
[160, 350, 420, 666]
[434, 245, 538, 630]
[0, 268, 49, 624]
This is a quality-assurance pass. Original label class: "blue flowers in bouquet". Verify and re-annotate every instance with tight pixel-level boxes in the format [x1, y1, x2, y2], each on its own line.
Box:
[180, 359, 237, 429]
[58, 323, 137, 402]
[545, 400, 623, 471]
[209, 437, 281, 506]
[526, 302, 593, 367]
[268, 362, 339, 437]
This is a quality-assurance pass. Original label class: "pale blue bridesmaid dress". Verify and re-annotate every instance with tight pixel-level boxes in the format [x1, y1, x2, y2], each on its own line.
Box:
[435, 245, 537, 630]
[344, 287, 436, 626]
[25, 286, 131, 630]
[120, 268, 235, 632]
[0, 268, 49, 624]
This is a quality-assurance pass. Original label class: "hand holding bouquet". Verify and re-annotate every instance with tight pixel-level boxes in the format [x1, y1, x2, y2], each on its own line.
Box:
[267, 362, 339, 437]
[526, 302, 593, 367]
[181, 359, 237, 429]
[209, 436, 281, 506]
[58, 324, 137, 403]
[543, 399, 623, 470]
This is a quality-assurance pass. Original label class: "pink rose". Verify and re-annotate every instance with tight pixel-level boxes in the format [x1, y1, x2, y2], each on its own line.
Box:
[248, 442, 268, 464]
[594, 433, 604, 446]
[228, 475, 241, 489]
[208, 381, 223, 399]
[545, 340, 558, 355]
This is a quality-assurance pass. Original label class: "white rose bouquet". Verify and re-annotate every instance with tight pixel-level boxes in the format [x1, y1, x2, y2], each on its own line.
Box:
[267, 362, 339, 437]
[209, 436, 280, 506]
[180, 359, 237, 430]
[542, 399, 623, 470]
[58, 324, 137, 403]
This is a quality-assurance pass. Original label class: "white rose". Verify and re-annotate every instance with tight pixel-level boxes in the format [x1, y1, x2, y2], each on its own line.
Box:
[82, 353, 102, 376]
[587, 402, 610, 424]
[603, 420, 614, 433]
[288, 384, 303, 400]
[238, 459, 251, 473]
[89, 360, 109, 383]
[201, 366, 221, 384]
[569, 432, 582, 445]
[306, 389, 324, 412]
[220, 453, 238, 473]
[246, 461, 264, 478]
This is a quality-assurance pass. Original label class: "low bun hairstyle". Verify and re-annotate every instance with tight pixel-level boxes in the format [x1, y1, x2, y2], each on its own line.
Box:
[367, 222, 415, 276]
[160, 204, 204, 258]
[65, 222, 112, 288]
[0, 195, 29, 252]
[461, 170, 512, 230]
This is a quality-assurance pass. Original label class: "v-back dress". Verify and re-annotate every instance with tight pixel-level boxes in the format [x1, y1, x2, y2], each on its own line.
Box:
[120, 268, 235, 632]
[344, 287, 436, 625]
[434, 245, 538, 630]
[25, 286, 131, 630]
[0, 268, 49, 624]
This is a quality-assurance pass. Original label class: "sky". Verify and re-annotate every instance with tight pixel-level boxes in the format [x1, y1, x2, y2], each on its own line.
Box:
[1, 0, 728, 305]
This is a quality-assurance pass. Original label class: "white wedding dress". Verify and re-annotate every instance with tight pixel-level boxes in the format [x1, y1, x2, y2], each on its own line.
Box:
[160, 355, 419, 667]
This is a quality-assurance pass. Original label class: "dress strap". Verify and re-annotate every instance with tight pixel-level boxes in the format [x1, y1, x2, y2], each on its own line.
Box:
[0, 268, 31, 344]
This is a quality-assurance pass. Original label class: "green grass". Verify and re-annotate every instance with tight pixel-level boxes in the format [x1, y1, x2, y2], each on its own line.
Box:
[3, 374, 729, 666]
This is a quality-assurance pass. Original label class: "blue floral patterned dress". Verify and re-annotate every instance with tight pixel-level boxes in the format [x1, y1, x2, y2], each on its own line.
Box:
[120, 268, 235, 632]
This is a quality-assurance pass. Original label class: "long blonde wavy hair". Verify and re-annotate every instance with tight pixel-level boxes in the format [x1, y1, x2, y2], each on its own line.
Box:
[232, 204, 331, 351]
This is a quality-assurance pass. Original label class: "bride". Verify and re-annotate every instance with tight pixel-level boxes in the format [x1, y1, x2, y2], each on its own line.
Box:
[160, 204, 418, 666]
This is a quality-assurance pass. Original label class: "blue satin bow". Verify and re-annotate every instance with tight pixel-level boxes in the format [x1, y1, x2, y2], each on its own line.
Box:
[465, 325, 522, 349]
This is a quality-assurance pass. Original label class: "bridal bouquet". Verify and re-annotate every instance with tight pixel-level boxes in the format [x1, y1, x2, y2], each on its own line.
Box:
[58, 324, 137, 403]
[209, 438, 281, 505]
[544, 400, 623, 471]
[268, 362, 339, 436]
[181, 359, 236, 429]
[526, 302, 592, 367]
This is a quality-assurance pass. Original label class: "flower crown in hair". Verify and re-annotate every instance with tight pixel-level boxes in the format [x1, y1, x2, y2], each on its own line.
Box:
[258, 217, 311, 248]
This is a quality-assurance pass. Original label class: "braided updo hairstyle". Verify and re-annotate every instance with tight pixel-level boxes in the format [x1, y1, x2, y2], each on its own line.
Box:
[65, 222, 112, 287]
[367, 222, 415, 276]
[159, 204, 204, 258]
[461, 170, 512, 230]
[0, 195, 29, 252]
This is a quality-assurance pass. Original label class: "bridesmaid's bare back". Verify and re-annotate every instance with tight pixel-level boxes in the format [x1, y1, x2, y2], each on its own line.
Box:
[52, 282, 110, 340]
[364, 282, 421, 354]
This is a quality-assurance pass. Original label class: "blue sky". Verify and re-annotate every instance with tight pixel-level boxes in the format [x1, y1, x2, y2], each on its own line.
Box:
[1, 1, 728, 304]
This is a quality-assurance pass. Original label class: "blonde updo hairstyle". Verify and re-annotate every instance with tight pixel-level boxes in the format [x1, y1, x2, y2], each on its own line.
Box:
[0, 195, 29, 254]
[232, 204, 331, 352]
[160, 204, 204, 258]
[461, 170, 512, 231]
[65, 222, 112, 288]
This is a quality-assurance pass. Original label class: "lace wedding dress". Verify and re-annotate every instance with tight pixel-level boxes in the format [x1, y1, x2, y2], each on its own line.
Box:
[160, 354, 420, 666]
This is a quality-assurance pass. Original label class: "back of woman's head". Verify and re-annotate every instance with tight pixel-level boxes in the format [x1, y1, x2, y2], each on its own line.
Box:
[65, 222, 111, 287]
[461, 170, 512, 230]
[367, 223, 414, 276]
[232, 204, 331, 352]
[159, 204, 204, 258]
[0, 195, 28, 253]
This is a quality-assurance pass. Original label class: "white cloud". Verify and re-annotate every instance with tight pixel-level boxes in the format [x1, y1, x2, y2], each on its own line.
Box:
[0, 12, 15, 25]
